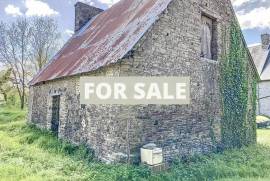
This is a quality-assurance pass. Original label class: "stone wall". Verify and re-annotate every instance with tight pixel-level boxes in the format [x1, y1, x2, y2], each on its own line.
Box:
[258, 81, 270, 117]
[29, 0, 256, 163]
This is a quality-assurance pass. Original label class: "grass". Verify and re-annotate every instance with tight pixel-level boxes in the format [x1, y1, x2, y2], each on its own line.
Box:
[0, 107, 150, 181]
[257, 129, 270, 146]
[0, 106, 270, 181]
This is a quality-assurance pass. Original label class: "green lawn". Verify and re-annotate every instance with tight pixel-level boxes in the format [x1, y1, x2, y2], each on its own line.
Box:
[257, 129, 270, 146]
[0, 107, 270, 181]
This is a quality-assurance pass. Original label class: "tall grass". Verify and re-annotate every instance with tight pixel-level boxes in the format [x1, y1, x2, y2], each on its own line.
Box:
[0, 106, 270, 181]
[0, 107, 150, 180]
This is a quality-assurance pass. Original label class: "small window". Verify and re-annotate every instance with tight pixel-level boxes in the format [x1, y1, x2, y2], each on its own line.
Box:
[201, 15, 217, 60]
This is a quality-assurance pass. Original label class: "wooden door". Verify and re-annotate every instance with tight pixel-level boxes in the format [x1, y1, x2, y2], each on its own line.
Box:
[51, 95, 60, 136]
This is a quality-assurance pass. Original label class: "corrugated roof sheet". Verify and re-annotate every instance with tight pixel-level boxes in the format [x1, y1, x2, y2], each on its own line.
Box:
[249, 44, 270, 81]
[30, 0, 172, 85]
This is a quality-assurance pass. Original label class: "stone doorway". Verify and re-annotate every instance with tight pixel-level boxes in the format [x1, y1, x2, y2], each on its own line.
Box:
[51, 95, 60, 136]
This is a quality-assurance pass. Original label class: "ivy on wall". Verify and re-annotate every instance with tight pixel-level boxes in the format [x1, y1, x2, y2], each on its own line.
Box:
[247, 77, 257, 144]
[220, 22, 257, 149]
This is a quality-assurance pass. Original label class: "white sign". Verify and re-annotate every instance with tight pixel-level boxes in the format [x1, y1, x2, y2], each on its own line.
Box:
[80, 77, 190, 105]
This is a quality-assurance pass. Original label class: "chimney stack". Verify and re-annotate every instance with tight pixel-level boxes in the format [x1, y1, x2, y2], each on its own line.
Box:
[261, 33, 270, 49]
[75, 2, 103, 32]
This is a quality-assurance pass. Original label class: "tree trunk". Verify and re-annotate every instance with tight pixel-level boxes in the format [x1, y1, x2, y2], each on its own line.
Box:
[20, 84, 25, 110]
[20, 94, 24, 110]
[3, 92, 7, 102]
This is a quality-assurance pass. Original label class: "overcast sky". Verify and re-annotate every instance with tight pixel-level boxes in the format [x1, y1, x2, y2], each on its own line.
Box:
[0, 0, 269, 45]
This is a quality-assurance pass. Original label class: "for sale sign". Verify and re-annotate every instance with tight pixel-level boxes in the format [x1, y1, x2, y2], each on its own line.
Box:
[80, 77, 190, 105]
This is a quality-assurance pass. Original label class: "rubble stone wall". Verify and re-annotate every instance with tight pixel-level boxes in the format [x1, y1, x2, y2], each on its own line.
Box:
[29, 0, 256, 163]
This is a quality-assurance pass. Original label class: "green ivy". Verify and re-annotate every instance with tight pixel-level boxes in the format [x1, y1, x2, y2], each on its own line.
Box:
[220, 22, 257, 149]
[249, 78, 257, 144]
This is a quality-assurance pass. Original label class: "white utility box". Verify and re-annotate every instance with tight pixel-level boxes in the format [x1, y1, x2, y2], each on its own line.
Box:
[140, 143, 163, 166]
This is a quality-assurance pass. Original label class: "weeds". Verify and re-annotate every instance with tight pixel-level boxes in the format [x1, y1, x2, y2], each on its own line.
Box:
[0, 107, 270, 181]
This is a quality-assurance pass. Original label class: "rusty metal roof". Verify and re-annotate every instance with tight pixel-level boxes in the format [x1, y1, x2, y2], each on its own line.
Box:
[30, 0, 172, 85]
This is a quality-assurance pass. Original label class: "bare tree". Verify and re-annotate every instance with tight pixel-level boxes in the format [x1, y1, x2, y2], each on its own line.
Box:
[0, 17, 61, 109]
[0, 19, 32, 109]
[31, 17, 61, 72]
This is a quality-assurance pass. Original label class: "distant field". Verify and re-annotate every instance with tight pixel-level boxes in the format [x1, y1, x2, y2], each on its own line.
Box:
[0, 106, 270, 181]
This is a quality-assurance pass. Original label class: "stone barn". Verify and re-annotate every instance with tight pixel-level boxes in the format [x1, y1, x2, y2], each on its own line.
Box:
[249, 34, 270, 117]
[29, 0, 258, 163]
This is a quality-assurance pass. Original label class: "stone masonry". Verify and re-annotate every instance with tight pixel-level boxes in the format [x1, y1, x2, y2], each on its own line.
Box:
[75, 2, 104, 32]
[29, 0, 257, 163]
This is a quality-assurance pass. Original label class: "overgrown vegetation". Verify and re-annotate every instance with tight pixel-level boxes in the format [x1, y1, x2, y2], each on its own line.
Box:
[0, 106, 150, 180]
[0, 69, 22, 107]
[0, 107, 270, 180]
[220, 22, 257, 149]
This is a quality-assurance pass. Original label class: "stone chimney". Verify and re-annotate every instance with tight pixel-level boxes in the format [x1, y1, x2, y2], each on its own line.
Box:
[261, 33, 270, 49]
[75, 2, 103, 32]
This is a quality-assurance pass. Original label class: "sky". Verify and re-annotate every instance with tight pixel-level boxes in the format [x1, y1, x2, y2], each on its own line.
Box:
[0, 0, 269, 45]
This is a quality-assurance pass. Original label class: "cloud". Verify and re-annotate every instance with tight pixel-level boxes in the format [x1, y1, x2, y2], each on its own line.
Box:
[65, 29, 74, 37]
[25, 0, 59, 17]
[236, 6, 270, 30]
[97, 0, 120, 7]
[231, 0, 250, 7]
[77, 0, 95, 6]
[4, 4, 23, 17]
[77, 0, 120, 7]
[230, 0, 270, 30]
